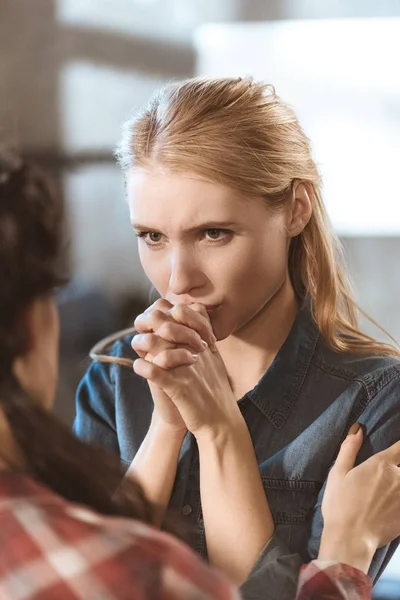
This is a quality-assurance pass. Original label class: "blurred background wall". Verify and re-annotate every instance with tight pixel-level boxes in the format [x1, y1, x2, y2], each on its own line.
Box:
[1, 0, 400, 592]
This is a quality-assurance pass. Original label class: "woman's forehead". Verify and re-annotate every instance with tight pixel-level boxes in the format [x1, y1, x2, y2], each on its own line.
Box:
[127, 167, 265, 230]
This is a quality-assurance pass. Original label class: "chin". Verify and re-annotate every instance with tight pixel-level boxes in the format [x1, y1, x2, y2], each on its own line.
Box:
[209, 314, 236, 341]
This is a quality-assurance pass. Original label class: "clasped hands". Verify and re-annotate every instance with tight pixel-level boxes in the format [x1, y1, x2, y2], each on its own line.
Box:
[131, 299, 241, 438]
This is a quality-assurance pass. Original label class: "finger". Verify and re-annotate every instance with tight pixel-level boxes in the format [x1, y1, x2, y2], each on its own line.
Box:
[155, 321, 207, 353]
[131, 333, 175, 358]
[379, 439, 400, 466]
[332, 425, 364, 477]
[152, 348, 198, 370]
[187, 303, 218, 352]
[133, 355, 194, 385]
[134, 309, 170, 334]
[147, 298, 174, 313]
[168, 304, 216, 347]
[187, 302, 210, 322]
[134, 299, 174, 333]
[133, 357, 170, 386]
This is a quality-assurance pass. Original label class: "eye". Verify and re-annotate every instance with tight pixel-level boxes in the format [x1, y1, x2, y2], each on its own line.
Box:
[147, 232, 162, 243]
[135, 231, 163, 245]
[204, 228, 230, 241]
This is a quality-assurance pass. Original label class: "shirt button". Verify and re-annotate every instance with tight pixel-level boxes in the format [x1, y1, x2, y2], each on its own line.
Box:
[182, 504, 193, 516]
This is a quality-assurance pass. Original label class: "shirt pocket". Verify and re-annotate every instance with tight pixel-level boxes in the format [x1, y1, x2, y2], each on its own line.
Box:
[261, 477, 321, 560]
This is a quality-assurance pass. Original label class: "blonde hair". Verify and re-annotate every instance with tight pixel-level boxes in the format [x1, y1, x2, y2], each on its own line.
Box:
[108, 76, 399, 361]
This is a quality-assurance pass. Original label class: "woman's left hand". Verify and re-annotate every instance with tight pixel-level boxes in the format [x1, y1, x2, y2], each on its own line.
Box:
[319, 425, 400, 573]
[133, 308, 241, 438]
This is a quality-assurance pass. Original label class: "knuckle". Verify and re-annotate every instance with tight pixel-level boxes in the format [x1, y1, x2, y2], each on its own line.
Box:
[158, 321, 176, 339]
[143, 309, 166, 328]
[151, 309, 164, 320]
[190, 328, 201, 342]
[134, 357, 146, 374]
[179, 348, 192, 362]
[131, 334, 143, 349]
[191, 303, 208, 319]
[171, 304, 186, 318]
[146, 333, 159, 349]
[376, 454, 386, 467]
[157, 350, 175, 370]
[375, 457, 387, 476]
[141, 358, 156, 375]
[153, 298, 172, 311]
[133, 313, 145, 329]
[190, 302, 205, 311]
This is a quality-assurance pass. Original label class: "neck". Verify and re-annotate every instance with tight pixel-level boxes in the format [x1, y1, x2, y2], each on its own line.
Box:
[0, 406, 24, 470]
[217, 276, 298, 398]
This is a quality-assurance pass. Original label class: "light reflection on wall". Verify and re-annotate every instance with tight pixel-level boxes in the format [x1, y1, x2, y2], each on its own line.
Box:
[195, 18, 400, 235]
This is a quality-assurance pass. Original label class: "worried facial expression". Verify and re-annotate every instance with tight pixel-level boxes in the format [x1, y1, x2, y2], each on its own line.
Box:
[128, 168, 292, 340]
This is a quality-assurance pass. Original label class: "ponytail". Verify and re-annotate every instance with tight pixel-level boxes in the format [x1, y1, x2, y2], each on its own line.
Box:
[1, 376, 154, 524]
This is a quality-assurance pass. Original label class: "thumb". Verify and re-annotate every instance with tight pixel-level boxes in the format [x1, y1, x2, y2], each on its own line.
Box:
[188, 303, 218, 352]
[188, 302, 211, 322]
[332, 423, 364, 477]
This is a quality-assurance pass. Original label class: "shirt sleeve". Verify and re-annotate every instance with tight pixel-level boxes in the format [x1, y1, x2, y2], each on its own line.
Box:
[307, 376, 400, 581]
[295, 560, 372, 600]
[240, 534, 303, 600]
[73, 358, 120, 457]
[241, 376, 400, 600]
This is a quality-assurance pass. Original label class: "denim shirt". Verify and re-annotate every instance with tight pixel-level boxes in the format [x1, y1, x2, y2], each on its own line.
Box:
[73, 304, 400, 600]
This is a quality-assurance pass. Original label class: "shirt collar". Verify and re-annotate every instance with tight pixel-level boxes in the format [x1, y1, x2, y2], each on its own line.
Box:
[246, 298, 320, 429]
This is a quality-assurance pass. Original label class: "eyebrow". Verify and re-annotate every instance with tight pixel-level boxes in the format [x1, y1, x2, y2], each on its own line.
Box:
[131, 221, 238, 233]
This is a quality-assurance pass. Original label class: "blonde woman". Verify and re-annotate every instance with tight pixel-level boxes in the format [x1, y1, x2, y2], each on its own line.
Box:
[74, 78, 400, 598]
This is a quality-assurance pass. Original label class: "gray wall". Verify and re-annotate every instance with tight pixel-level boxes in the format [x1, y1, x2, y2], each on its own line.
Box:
[343, 237, 400, 343]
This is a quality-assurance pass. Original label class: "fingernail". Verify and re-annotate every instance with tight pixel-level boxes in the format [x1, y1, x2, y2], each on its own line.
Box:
[191, 354, 198, 361]
[348, 423, 361, 436]
[201, 340, 208, 349]
[210, 343, 218, 353]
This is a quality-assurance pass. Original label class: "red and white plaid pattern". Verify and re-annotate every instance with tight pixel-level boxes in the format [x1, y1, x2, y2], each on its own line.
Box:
[0, 471, 372, 600]
[0, 471, 239, 600]
[296, 560, 373, 600]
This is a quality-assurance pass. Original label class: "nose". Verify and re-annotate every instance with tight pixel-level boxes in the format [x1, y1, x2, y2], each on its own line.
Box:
[169, 247, 206, 296]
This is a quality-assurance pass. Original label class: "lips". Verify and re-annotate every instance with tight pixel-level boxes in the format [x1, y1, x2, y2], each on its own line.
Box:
[205, 305, 221, 313]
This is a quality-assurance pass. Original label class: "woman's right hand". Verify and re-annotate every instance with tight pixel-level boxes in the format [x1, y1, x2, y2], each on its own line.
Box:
[319, 424, 400, 573]
[132, 299, 215, 434]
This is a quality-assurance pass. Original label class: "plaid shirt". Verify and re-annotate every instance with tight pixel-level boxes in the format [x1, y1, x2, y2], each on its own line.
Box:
[297, 561, 372, 600]
[0, 471, 372, 600]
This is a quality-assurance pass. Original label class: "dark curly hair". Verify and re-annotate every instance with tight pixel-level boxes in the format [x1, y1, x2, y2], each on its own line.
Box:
[0, 155, 65, 374]
[0, 151, 155, 525]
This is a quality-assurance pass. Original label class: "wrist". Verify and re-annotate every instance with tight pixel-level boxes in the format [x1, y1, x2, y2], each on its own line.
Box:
[318, 527, 375, 574]
[195, 411, 247, 446]
[150, 412, 187, 442]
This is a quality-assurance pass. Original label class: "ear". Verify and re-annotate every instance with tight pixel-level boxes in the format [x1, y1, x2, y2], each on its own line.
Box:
[286, 181, 312, 238]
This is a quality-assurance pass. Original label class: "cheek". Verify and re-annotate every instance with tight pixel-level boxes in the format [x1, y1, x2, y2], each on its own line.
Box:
[38, 304, 60, 409]
[228, 235, 289, 296]
[139, 248, 170, 295]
